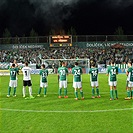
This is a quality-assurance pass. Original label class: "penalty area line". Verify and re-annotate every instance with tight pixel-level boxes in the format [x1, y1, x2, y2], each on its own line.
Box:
[0, 108, 133, 113]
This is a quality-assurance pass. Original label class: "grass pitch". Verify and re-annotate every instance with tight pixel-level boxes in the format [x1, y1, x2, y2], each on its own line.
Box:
[0, 74, 133, 133]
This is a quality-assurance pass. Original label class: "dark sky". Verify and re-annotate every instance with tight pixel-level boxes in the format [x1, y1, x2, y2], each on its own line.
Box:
[0, 0, 133, 37]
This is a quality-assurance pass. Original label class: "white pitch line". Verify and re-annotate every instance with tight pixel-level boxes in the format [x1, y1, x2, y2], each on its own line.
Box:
[0, 108, 133, 113]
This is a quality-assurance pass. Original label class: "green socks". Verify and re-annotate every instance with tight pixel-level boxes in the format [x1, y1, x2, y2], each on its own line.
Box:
[127, 90, 130, 97]
[110, 90, 114, 99]
[75, 91, 78, 98]
[38, 88, 47, 95]
[44, 88, 47, 95]
[59, 88, 62, 96]
[64, 88, 67, 96]
[38, 87, 42, 94]
[8, 87, 11, 95]
[131, 90, 133, 97]
[115, 90, 118, 98]
[96, 88, 99, 96]
[13, 87, 16, 95]
[92, 88, 95, 96]
[80, 91, 84, 97]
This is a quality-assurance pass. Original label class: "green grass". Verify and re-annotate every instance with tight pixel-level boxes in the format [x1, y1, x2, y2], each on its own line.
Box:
[0, 74, 133, 133]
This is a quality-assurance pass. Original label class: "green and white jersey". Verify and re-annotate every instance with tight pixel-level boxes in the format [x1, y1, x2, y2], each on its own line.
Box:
[89, 68, 98, 82]
[127, 67, 133, 82]
[9, 68, 18, 80]
[58, 67, 68, 81]
[40, 69, 48, 83]
[107, 66, 118, 81]
[72, 66, 82, 82]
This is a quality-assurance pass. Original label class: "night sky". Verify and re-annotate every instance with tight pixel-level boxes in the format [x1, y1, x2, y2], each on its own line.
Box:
[0, 0, 133, 37]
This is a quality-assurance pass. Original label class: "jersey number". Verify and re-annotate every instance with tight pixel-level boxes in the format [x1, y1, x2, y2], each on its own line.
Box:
[42, 72, 47, 78]
[74, 69, 80, 75]
[92, 70, 97, 76]
[111, 69, 116, 75]
[60, 70, 66, 75]
[25, 71, 28, 76]
[11, 71, 16, 76]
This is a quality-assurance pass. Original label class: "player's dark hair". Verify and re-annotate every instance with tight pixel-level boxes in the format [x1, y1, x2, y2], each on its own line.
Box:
[42, 64, 45, 68]
[12, 64, 15, 67]
[91, 62, 95, 67]
[128, 61, 132, 65]
[62, 62, 65, 65]
[75, 62, 78, 66]
[111, 60, 115, 64]
[25, 62, 28, 66]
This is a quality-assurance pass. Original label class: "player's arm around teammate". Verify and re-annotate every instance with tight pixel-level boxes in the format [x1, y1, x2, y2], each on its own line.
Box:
[72, 62, 84, 100]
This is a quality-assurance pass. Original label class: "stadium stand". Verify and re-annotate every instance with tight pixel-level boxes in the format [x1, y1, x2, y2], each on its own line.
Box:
[0, 47, 132, 64]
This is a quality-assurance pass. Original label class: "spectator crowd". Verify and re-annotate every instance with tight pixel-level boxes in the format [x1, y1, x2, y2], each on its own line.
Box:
[0, 47, 133, 65]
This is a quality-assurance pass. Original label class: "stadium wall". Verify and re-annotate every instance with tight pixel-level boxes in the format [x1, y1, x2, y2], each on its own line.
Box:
[0, 41, 133, 49]
[73, 41, 133, 48]
[0, 43, 49, 50]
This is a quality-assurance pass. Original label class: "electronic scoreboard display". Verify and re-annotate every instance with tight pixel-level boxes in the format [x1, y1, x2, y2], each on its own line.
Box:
[49, 35, 72, 47]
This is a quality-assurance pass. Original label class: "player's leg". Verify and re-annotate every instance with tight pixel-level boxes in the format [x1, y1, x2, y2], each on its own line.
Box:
[7, 80, 12, 97]
[23, 86, 26, 97]
[96, 87, 100, 98]
[37, 87, 42, 96]
[73, 82, 78, 100]
[80, 88, 84, 100]
[110, 86, 114, 100]
[13, 80, 17, 97]
[28, 80, 34, 99]
[130, 82, 133, 99]
[64, 81, 68, 98]
[114, 86, 118, 99]
[78, 82, 84, 100]
[95, 81, 100, 98]
[44, 83, 47, 97]
[109, 81, 114, 100]
[23, 80, 27, 97]
[37, 82, 43, 96]
[125, 81, 131, 100]
[7, 87, 11, 97]
[58, 81, 62, 98]
[74, 88, 78, 100]
[91, 82, 95, 98]
[113, 81, 118, 99]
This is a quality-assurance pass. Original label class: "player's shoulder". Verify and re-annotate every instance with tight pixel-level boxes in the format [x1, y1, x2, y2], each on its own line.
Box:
[128, 67, 132, 71]
[40, 69, 42, 72]
[14, 67, 18, 71]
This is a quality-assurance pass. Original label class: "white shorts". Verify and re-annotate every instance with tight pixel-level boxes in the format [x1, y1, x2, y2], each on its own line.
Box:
[40, 82, 48, 88]
[73, 82, 82, 89]
[9, 80, 17, 87]
[109, 81, 117, 86]
[59, 81, 67, 88]
[91, 81, 98, 87]
[128, 81, 133, 88]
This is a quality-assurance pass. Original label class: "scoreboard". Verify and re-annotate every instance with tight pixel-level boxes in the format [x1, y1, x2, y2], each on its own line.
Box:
[49, 35, 72, 47]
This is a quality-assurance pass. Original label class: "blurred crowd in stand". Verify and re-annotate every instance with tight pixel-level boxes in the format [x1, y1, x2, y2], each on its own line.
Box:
[0, 47, 133, 65]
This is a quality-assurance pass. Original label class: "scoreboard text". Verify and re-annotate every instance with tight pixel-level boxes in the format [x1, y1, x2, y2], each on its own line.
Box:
[49, 35, 72, 47]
